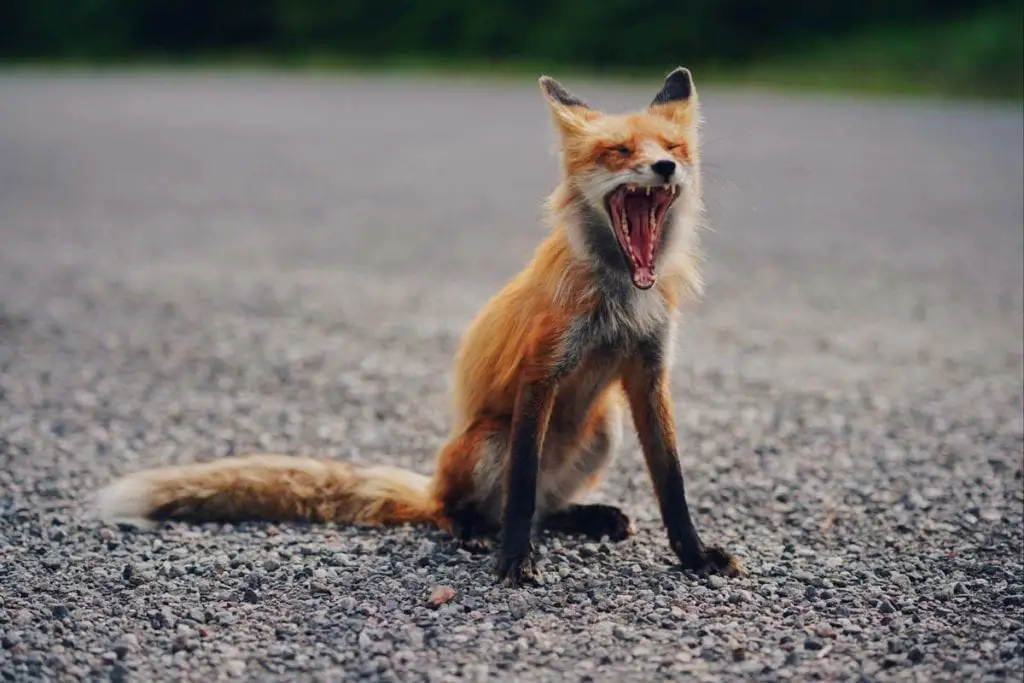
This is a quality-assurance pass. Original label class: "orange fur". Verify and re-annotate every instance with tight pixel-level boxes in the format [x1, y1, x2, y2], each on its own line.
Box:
[95, 454, 438, 528]
[561, 112, 697, 178]
[92, 69, 715, 570]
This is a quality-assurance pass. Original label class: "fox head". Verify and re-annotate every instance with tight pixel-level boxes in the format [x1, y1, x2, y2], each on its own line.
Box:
[539, 68, 702, 291]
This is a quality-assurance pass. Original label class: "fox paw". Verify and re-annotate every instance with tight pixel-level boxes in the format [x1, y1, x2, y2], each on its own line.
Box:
[678, 545, 744, 578]
[455, 538, 491, 555]
[577, 504, 634, 541]
[543, 503, 635, 542]
[495, 545, 541, 588]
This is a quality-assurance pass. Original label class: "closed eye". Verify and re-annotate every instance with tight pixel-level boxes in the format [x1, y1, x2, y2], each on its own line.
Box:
[612, 145, 632, 155]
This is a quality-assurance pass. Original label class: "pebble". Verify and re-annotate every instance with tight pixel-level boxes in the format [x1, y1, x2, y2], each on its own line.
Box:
[224, 660, 247, 677]
[427, 585, 456, 608]
[814, 623, 836, 639]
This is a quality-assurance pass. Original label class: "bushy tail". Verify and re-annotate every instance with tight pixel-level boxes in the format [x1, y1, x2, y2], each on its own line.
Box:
[94, 454, 440, 529]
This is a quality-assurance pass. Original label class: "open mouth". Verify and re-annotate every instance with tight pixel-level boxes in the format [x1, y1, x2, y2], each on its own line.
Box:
[604, 184, 677, 289]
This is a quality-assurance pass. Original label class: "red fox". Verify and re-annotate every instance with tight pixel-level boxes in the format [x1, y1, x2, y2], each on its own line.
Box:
[95, 67, 742, 587]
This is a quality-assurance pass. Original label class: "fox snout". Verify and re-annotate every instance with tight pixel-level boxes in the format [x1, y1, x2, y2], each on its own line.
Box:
[650, 159, 676, 181]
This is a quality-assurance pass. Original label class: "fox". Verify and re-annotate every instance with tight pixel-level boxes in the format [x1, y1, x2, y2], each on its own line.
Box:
[94, 67, 742, 587]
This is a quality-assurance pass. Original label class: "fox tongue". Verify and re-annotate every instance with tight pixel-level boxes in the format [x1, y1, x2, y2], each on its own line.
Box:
[626, 195, 655, 286]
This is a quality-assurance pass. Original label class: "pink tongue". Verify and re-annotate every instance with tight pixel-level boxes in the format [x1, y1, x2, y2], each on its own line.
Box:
[626, 197, 653, 267]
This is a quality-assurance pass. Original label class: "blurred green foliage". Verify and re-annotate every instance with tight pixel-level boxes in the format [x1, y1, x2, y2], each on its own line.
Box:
[1, 0, 1020, 97]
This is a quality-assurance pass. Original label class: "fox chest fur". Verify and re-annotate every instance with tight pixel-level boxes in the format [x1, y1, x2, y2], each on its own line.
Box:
[459, 269, 680, 522]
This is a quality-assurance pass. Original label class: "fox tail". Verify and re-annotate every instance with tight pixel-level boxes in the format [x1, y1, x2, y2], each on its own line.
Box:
[94, 454, 440, 529]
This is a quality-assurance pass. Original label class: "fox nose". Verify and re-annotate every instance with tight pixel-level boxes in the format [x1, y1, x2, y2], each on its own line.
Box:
[651, 160, 676, 180]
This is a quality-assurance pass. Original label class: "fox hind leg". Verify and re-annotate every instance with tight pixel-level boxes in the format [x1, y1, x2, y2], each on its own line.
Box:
[543, 503, 634, 541]
[431, 423, 503, 554]
[541, 402, 634, 541]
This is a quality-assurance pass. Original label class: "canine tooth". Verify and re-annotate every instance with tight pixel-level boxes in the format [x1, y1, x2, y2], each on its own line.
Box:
[645, 186, 650, 196]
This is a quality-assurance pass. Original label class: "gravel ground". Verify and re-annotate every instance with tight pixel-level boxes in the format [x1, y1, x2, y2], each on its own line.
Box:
[0, 72, 1022, 682]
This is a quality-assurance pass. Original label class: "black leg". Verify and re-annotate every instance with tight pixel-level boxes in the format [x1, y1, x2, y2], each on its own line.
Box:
[621, 334, 743, 578]
[543, 504, 634, 541]
[496, 380, 556, 587]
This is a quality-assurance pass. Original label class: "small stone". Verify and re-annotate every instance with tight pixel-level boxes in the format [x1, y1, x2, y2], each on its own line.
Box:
[51, 605, 70, 620]
[113, 634, 138, 659]
[358, 631, 374, 649]
[908, 646, 924, 663]
[508, 595, 529, 620]
[804, 637, 824, 651]
[814, 622, 836, 639]
[464, 663, 489, 683]
[708, 575, 726, 589]
[242, 588, 259, 604]
[878, 600, 897, 614]
[426, 585, 456, 608]
[890, 573, 912, 591]
[224, 660, 246, 678]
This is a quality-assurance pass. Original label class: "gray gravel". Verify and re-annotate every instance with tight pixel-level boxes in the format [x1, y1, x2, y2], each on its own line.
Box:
[1, 72, 1022, 682]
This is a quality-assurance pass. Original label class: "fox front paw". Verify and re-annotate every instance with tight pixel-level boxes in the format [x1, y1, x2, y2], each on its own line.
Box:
[495, 544, 541, 588]
[674, 542, 744, 578]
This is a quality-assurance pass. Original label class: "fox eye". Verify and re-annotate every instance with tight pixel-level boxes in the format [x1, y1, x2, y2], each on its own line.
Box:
[612, 144, 632, 155]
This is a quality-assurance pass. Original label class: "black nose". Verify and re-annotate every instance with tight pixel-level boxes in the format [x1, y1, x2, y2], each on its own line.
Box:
[651, 160, 676, 179]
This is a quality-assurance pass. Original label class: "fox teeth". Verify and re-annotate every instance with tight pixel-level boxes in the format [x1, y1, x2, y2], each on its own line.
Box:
[645, 187, 651, 196]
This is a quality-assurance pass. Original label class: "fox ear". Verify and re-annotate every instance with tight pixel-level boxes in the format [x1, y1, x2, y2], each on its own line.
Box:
[649, 67, 698, 126]
[539, 76, 597, 135]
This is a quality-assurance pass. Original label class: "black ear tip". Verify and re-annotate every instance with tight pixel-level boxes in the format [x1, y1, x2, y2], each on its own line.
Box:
[652, 67, 693, 104]
[540, 75, 589, 108]
[665, 67, 693, 90]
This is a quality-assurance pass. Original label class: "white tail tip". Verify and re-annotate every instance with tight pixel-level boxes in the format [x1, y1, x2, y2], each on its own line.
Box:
[93, 475, 158, 529]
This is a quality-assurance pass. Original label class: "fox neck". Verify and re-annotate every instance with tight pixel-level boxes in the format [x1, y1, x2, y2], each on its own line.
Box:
[546, 181, 704, 306]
